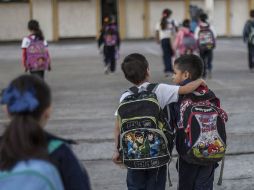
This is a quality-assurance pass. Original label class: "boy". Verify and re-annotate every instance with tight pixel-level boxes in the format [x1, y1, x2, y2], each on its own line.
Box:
[170, 54, 219, 190]
[112, 53, 205, 190]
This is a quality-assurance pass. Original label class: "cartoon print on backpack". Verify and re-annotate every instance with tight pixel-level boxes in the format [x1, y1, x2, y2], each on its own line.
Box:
[179, 93, 228, 165]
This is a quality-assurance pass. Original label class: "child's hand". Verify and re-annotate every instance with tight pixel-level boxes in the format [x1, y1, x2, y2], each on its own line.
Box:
[200, 79, 207, 87]
[112, 151, 122, 165]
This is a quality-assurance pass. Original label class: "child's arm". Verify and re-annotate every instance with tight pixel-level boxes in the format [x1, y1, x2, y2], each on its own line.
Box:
[112, 118, 122, 164]
[22, 48, 27, 71]
[178, 79, 206, 94]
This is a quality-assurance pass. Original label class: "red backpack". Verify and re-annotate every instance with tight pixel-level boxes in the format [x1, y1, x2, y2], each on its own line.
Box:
[26, 36, 50, 71]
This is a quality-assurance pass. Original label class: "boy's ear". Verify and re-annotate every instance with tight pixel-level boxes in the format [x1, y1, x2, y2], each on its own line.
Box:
[184, 71, 191, 79]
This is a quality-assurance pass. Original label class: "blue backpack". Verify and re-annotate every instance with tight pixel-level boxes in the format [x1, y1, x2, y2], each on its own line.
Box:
[0, 140, 64, 190]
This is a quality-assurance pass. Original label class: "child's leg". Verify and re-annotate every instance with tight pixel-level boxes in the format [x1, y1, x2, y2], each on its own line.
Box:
[109, 46, 116, 72]
[127, 169, 146, 190]
[146, 165, 167, 190]
[177, 157, 199, 190]
[194, 164, 217, 190]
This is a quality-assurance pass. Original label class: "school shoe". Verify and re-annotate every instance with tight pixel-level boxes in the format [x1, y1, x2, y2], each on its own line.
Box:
[104, 66, 109, 74]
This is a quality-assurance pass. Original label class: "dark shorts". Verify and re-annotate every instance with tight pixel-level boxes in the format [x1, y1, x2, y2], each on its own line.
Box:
[177, 157, 218, 190]
[127, 165, 167, 190]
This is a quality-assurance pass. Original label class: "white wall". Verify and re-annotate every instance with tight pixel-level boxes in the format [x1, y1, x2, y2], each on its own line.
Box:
[58, 1, 96, 38]
[149, 0, 185, 38]
[125, 0, 144, 38]
[0, 3, 29, 41]
[231, 0, 248, 36]
[32, 0, 54, 41]
[214, 0, 227, 36]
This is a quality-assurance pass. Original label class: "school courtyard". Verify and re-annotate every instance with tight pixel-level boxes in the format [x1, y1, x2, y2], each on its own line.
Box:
[0, 38, 253, 189]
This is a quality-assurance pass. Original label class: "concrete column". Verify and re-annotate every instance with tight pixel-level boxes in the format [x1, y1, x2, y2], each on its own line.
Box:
[205, 0, 214, 24]
[143, 0, 150, 38]
[31, 0, 55, 41]
[118, 0, 126, 39]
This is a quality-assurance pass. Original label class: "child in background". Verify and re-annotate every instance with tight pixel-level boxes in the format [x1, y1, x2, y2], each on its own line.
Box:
[0, 75, 91, 190]
[174, 19, 197, 56]
[98, 15, 120, 74]
[21, 20, 51, 79]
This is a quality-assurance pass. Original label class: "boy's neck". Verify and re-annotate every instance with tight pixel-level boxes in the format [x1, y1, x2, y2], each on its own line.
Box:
[135, 79, 149, 86]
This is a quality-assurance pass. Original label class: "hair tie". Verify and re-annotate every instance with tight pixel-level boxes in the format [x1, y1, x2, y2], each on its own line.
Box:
[1, 86, 39, 113]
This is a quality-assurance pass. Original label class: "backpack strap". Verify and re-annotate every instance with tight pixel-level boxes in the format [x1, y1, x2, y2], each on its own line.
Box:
[146, 83, 159, 93]
[183, 90, 216, 102]
[129, 86, 139, 95]
[48, 139, 64, 154]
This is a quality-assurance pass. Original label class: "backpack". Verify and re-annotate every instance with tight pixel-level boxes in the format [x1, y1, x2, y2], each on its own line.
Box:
[117, 84, 174, 169]
[26, 36, 50, 71]
[248, 25, 254, 45]
[104, 24, 118, 46]
[181, 32, 197, 54]
[197, 26, 216, 51]
[0, 160, 64, 190]
[178, 90, 228, 165]
[0, 139, 64, 190]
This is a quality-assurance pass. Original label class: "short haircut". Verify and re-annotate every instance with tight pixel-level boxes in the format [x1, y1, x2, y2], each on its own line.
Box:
[121, 53, 149, 85]
[182, 19, 190, 28]
[174, 54, 204, 80]
[250, 10, 254, 18]
[199, 13, 208, 22]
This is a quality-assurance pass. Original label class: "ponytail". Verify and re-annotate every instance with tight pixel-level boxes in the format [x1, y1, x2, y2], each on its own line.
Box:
[0, 75, 51, 170]
[0, 115, 48, 170]
[160, 17, 168, 30]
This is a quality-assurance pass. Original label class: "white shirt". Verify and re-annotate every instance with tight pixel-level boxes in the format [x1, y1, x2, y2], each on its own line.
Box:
[115, 82, 180, 116]
[21, 35, 48, 48]
[155, 18, 178, 40]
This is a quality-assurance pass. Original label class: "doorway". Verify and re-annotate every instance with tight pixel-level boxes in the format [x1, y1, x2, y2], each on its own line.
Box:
[100, 0, 118, 26]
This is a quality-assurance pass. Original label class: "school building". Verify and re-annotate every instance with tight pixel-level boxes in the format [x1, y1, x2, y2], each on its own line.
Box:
[0, 0, 254, 41]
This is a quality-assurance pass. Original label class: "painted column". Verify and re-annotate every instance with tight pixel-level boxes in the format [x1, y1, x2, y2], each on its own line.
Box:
[249, 0, 254, 12]
[205, 0, 214, 24]
[185, 0, 190, 19]
[143, 0, 150, 38]
[118, 0, 126, 39]
[31, 0, 56, 41]
[226, 0, 231, 36]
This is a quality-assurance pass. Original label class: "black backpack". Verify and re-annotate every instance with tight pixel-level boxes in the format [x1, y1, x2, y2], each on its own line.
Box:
[198, 26, 216, 51]
[117, 84, 174, 169]
[177, 90, 228, 165]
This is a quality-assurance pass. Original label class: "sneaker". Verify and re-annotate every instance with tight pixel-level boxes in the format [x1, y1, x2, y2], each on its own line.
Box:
[104, 66, 109, 74]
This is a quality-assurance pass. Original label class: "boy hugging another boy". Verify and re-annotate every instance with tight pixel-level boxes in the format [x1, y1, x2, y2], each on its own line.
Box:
[112, 53, 206, 190]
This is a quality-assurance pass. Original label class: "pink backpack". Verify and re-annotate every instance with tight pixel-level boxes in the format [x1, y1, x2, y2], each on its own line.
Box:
[26, 36, 50, 71]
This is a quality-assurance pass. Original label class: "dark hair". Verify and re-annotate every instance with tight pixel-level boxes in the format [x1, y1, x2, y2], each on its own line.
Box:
[182, 19, 190, 28]
[0, 75, 51, 170]
[250, 10, 254, 18]
[28, 20, 44, 40]
[174, 54, 204, 80]
[199, 13, 208, 23]
[121, 53, 149, 85]
[160, 9, 172, 30]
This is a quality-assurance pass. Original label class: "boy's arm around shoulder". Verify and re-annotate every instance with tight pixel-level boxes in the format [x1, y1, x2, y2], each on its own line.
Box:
[178, 79, 206, 94]
[112, 117, 122, 165]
